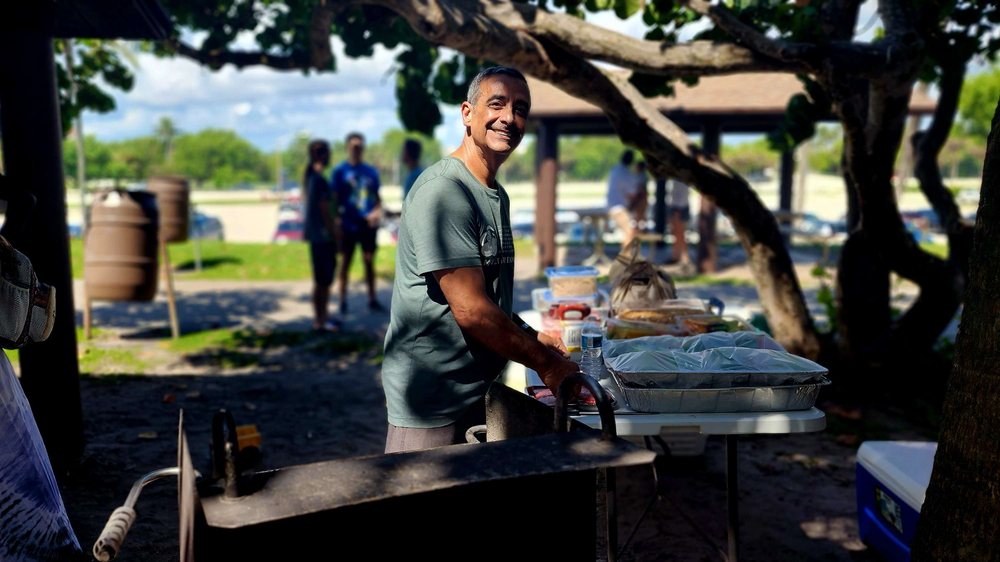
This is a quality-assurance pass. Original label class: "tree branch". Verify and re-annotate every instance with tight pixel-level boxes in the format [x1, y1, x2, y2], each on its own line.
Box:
[678, 0, 909, 79]
[510, 4, 805, 76]
[165, 1, 342, 71]
[164, 37, 310, 70]
[361, 0, 822, 357]
[913, 62, 974, 269]
[678, 0, 814, 63]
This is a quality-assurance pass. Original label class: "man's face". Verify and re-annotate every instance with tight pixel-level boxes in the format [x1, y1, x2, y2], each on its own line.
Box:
[463, 75, 530, 156]
[348, 138, 365, 162]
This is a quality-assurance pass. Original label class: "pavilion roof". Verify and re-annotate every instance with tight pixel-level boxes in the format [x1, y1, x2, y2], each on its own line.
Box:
[526, 72, 937, 120]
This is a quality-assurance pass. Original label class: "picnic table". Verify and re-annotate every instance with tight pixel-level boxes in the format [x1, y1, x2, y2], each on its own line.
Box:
[501, 309, 827, 562]
[572, 207, 614, 267]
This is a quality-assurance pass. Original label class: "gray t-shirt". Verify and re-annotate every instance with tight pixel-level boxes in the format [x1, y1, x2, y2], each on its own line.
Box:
[382, 157, 515, 428]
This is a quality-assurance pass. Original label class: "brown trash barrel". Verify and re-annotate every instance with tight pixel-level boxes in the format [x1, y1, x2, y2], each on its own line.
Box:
[85, 190, 159, 302]
[147, 175, 190, 243]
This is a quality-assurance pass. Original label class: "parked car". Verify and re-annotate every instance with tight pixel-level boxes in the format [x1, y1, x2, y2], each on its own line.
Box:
[278, 201, 302, 222]
[67, 223, 82, 239]
[273, 219, 304, 243]
[905, 221, 934, 244]
[956, 188, 980, 205]
[191, 211, 224, 241]
[797, 213, 834, 238]
[900, 209, 942, 233]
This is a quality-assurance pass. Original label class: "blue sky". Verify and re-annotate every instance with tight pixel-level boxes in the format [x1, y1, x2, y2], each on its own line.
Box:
[82, 0, 963, 153]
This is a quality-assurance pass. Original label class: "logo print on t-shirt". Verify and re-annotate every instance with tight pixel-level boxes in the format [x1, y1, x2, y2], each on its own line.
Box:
[480, 226, 499, 265]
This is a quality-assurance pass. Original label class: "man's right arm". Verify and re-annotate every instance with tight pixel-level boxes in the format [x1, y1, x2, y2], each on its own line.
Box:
[433, 266, 579, 393]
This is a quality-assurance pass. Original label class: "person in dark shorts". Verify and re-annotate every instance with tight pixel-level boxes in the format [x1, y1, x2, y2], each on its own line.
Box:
[668, 178, 691, 264]
[302, 140, 341, 330]
[332, 133, 384, 313]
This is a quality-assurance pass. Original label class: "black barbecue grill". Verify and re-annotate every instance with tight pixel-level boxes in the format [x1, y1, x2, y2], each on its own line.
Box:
[94, 373, 654, 561]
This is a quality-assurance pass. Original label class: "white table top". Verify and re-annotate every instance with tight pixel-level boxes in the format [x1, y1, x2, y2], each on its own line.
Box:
[503, 310, 827, 437]
[572, 408, 826, 436]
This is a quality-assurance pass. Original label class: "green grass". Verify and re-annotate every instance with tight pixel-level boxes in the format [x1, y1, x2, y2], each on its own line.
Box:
[162, 328, 245, 354]
[71, 239, 396, 282]
[163, 327, 376, 368]
[5, 326, 108, 368]
[920, 241, 949, 259]
[78, 346, 149, 374]
[675, 275, 755, 287]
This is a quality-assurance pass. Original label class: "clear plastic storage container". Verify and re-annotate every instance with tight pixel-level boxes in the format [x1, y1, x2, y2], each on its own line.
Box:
[545, 266, 600, 298]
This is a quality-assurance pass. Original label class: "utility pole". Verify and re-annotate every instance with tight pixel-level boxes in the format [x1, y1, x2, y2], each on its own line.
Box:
[64, 39, 88, 234]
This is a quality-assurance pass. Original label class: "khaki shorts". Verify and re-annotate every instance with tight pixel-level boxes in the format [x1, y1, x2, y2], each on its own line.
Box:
[384, 397, 486, 454]
[609, 205, 633, 232]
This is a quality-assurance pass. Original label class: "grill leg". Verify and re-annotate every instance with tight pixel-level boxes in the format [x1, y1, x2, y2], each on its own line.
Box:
[726, 435, 739, 562]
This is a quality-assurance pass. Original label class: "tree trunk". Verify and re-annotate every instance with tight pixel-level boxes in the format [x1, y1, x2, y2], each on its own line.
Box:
[909, 94, 1000, 562]
[366, 0, 822, 358]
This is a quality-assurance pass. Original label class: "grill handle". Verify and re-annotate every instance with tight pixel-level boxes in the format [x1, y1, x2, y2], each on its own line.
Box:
[553, 372, 616, 440]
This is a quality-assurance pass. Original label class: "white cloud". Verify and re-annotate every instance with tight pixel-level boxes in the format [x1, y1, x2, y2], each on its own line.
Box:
[315, 89, 377, 107]
[84, 7, 895, 151]
[232, 102, 252, 116]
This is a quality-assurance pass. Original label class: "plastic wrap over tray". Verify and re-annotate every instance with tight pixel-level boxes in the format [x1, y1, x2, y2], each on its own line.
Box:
[612, 374, 830, 413]
[603, 332, 785, 359]
[606, 347, 828, 389]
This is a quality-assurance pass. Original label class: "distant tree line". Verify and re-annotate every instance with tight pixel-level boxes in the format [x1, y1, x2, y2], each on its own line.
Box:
[64, 70, 994, 190]
[61, 123, 443, 190]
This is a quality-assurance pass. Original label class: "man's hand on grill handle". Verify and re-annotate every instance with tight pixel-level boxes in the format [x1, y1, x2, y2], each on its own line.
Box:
[536, 350, 580, 396]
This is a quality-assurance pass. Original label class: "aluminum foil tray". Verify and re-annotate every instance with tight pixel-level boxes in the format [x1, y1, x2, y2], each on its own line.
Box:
[611, 368, 827, 389]
[612, 374, 830, 413]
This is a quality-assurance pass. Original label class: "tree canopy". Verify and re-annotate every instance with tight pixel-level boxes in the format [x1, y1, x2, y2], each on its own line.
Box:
[958, 64, 1000, 139]
[54, 40, 137, 138]
[121, 0, 1000, 365]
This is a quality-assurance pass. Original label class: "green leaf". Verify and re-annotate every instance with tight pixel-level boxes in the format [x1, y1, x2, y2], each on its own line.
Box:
[629, 72, 676, 98]
[645, 27, 666, 41]
[614, 0, 642, 19]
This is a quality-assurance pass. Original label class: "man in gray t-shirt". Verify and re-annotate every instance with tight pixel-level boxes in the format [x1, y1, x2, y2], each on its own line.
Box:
[382, 67, 579, 453]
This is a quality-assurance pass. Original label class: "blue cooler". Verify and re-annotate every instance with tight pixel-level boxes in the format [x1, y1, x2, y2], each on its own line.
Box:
[856, 441, 937, 562]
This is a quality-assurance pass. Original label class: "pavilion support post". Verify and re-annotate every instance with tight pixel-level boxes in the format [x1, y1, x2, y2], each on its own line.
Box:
[779, 149, 795, 244]
[535, 119, 558, 270]
[653, 178, 667, 246]
[0, 25, 84, 469]
[696, 122, 721, 273]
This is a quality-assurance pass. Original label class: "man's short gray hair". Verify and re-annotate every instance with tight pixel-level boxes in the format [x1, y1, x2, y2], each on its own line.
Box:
[467, 66, 528, 106]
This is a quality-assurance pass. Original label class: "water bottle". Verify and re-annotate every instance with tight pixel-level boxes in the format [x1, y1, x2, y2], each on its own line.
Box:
[580, 319, 604, 380]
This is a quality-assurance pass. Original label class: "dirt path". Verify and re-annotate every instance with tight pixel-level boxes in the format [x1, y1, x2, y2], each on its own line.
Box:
[54, 273, 937, 561]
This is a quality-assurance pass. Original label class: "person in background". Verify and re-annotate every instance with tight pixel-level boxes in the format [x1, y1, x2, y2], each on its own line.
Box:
[668, 178, 691, 264]
[302, 140, 342, 331]
[631, 160, 650, 231]
[401, 139, 424, 203]
[332, 132, 384, 313]
[381, 66, 577, 453]
[607, 150, 638, 247]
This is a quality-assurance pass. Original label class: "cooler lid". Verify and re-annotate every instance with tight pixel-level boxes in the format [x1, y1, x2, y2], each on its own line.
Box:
[857, 441, 937, 511]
